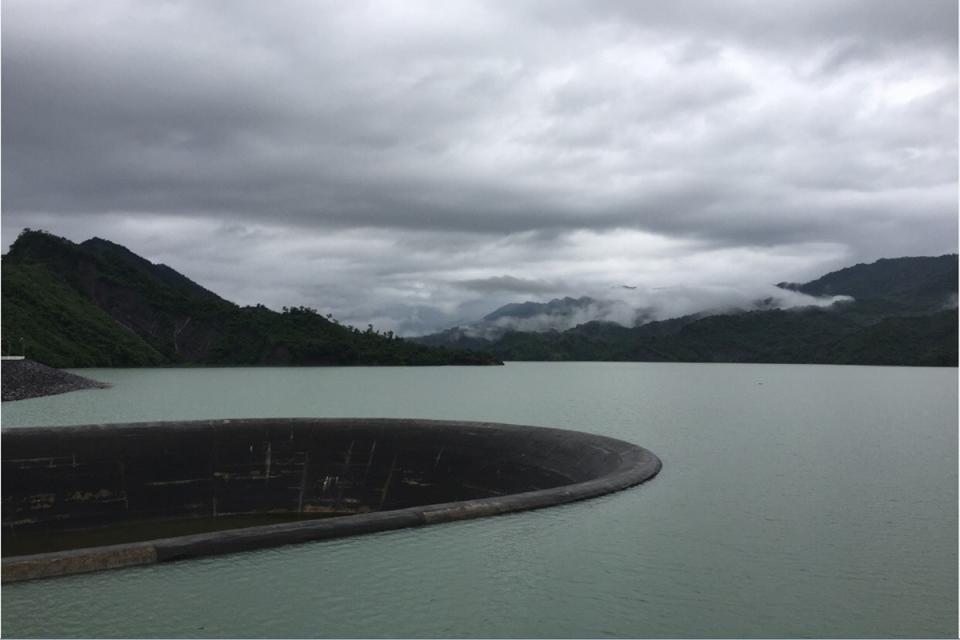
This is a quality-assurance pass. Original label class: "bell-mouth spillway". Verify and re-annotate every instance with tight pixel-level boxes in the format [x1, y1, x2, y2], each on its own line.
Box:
[2, 418, 661, 582]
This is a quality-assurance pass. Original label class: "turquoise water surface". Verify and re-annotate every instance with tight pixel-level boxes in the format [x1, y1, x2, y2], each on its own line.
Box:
[2, 362, 956, 638]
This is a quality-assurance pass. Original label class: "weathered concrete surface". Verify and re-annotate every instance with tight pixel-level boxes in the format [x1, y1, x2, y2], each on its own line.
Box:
[2, 418, 661, 582]
[1, 359, 109, 402]
[2, 543, 157, 583]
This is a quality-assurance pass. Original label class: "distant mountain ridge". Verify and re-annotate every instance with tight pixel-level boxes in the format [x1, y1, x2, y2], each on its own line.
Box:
[413, 254, 958, 366]
[1, 229, 501, 367]
[419, 296, 632, 344]
[777, 255, 957, 309]
[483, 296, 597, 321]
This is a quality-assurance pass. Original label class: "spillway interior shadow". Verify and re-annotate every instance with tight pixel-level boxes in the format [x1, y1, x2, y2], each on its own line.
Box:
[2, 418, 661, 582]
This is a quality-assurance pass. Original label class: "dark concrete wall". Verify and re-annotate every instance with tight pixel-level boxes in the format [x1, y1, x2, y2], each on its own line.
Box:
[2, 418, 661, 581]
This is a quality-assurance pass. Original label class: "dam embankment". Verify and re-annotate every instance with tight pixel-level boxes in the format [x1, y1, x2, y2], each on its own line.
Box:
[2, 418, 661, 582]
[1, 359, 109, 402]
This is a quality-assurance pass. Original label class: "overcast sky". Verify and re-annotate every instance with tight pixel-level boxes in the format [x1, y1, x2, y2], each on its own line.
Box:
[3, 0, 957, 334]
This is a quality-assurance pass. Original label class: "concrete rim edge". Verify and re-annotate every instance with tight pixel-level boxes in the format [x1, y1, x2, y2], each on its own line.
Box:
[2, 418, 662, 583]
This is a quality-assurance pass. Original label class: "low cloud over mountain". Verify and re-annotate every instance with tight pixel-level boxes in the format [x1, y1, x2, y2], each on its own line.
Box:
[430, 285, 854, 340]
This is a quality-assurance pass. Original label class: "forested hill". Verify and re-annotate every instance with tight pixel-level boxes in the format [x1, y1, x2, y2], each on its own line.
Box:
[414, 254, 958, 367]
[1, 230, 501, 367]
[777, 255, 957, 310]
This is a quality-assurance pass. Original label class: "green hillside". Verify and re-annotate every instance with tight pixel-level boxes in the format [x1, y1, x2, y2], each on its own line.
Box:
[778, 255, 957, 309]
[2, 263, 165, 367]
[1, 230, 501, 367]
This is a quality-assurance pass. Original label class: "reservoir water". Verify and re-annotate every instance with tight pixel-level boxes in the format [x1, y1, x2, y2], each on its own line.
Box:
[1, 362, 956, 638]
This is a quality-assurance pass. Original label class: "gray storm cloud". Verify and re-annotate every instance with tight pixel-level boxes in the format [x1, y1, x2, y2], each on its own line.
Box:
[2, 0, 956, 334]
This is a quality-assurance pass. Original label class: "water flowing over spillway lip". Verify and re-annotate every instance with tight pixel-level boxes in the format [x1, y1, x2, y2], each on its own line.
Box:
[2, 418, 662, 582]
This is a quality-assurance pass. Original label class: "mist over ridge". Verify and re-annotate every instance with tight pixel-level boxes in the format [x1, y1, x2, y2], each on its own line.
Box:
[433, 283, 855, 340]
[412, 253, 957, 368]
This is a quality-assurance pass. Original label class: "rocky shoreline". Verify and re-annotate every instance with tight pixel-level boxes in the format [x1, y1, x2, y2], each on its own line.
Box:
[1, 359, 110, 402]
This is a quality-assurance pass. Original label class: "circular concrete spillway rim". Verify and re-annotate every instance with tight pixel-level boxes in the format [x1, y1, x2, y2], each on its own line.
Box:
[1, 418, 662, 583]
